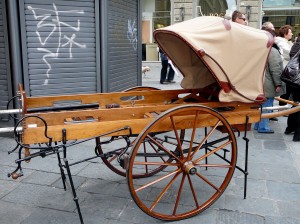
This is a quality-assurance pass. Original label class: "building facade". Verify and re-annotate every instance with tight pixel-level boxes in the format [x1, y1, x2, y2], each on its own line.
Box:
[142, 0, 300, 61]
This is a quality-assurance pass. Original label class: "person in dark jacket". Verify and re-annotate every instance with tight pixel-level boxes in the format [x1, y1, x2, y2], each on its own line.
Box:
[289, 32, 300, 58]
[284, 85, 300, 141]
[283, 33, 300, 141]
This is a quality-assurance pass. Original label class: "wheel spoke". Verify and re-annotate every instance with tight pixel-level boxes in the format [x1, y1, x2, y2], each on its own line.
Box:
[108, 154, 118, 163]
[173, 173, 187, 215]
[150, 172, 181, 211]
[135, 168, 181, 192]
[195, 164, 232, 168]
[190, 120, 221, 159]
[187, 111, 200, 160]
[193, 140, 232, 164]
[170, 116, 184, 158]
[187, 173, 200, 208]
[142, 141, 149, 174]
[146, 134, 182, 163]
[147, 140, 167, 162]
[196, 171, 221, 192]
[133, 161, 178, 166]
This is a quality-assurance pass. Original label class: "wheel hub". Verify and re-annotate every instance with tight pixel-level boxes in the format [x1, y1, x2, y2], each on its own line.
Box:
[183, 161, 197, 175]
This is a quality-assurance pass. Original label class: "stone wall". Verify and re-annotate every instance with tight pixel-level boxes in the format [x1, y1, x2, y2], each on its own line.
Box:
[237, 0, 262, 28]
[171, 0, 194, 24]
[170, 0, 262, 29]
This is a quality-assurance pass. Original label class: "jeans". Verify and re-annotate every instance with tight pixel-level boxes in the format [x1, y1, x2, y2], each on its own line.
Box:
[254, 98, 274, 132]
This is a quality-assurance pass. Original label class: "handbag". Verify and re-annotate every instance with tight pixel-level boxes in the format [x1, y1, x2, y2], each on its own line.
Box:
[280, 50, 300, 88]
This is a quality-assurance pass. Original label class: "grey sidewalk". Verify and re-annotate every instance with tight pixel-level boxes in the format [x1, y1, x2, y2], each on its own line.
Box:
[1, 63, 300, 224]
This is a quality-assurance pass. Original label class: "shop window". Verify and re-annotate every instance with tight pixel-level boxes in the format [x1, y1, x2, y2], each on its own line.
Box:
[142, 0, 171, 61]
[263, 1, 300, 37]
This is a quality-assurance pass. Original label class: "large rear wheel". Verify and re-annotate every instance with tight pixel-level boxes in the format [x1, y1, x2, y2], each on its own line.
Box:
[127, 105, 237, 221]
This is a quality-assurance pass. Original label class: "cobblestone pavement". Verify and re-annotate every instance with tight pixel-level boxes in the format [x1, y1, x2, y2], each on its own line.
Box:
[0, 62, 300, 224]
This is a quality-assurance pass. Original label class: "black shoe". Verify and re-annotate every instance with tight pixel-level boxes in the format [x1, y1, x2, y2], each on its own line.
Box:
[284, 128, 295, 135]
[160, 81, 169, 84]
[258, 130, 274, 134]
[166, 80, 176, 83]
[293, 136, 300, 142]
[270, 117, 278, 121]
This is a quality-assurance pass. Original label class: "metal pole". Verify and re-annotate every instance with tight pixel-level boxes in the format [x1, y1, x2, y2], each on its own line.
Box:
[6, 0, 24, 95]
[0, 126, 22, 134]
[0, 109, 22, 115]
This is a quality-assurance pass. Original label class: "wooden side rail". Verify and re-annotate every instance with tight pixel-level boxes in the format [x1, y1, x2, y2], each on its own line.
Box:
[21, 89, 192, 112]
[20, 102, 261, 144]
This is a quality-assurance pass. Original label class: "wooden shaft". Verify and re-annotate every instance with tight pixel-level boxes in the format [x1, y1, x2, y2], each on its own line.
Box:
[261, 106, 300, 119]
[275, 97, 299, 107]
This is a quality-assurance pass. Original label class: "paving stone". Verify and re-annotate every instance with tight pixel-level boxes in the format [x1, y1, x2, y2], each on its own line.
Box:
[1, 183, 82, 212]
[21, 170, 61, 186]
[226, 178, 267, 199]
[0, 165, 35, 182]
[0, 137, 16, 153]
[224, 194, 279, 217]
[248, 149, 294, 168]
[167, 209, 218, 224]
[265, 216, 300, 224]
[79, 178, 120, 195]
[114, 199, 166, 223]
[0, 201, 33, 224]
[277, 201, 300, 219]
[76, 162, 125, 182]
[80, 194, 132, 221]
[0, 179, 21, 199]
[247, 162, 300, 183]
[20, 155, 89, 175]
[293, 154, 300, 173]
[267, 181, 300, 201]
[217, 209, 265, 224]
[263, 140, 287, 150]
[253, 132, 283, 140]
[51, 175, 87, 190]
[0, 151, 15, 166]
[20, 207, 79, 224]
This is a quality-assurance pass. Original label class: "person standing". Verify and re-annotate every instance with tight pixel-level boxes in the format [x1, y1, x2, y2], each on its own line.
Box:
[275, 25, 293, 105]
[275, 25, 293, 67]
[254, 27, 283, 133]
[159, 48, 175, 84]
[289, 32, 300, 58]
[284, 32, 300, 141]
[284, 85, 300, 141]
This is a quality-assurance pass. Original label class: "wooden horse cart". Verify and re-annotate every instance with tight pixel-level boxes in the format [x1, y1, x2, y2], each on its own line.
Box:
[4, 17, 300, 223]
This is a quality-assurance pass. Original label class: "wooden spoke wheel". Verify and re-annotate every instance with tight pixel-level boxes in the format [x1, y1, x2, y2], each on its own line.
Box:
[98, 86, 165, 177]
[127, 105, 237, 221]
[97, 131, 185, 178]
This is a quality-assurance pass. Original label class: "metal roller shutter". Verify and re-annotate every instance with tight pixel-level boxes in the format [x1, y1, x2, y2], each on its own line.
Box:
[107, 0, 140, 92]
[0, 0, 11, 123]
[20, 0, 99, 96]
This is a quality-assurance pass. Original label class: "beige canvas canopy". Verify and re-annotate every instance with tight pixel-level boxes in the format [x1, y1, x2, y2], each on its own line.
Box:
[154, 16, 273, 103]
